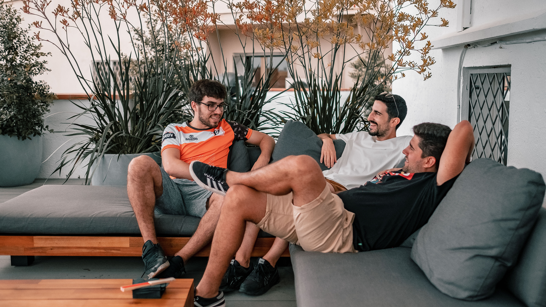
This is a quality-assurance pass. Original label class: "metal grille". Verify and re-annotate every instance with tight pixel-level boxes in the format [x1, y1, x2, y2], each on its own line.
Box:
[467, 70, 511, 165]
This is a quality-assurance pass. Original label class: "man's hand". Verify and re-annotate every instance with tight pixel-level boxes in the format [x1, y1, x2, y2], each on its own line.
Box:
[251, 156, 270, 171]
[318, 133, 337, 168]
[246, 131, 275, 171]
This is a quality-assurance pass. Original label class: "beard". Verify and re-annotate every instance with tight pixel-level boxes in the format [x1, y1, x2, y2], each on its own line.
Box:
[198, 113, 222, 129]
[368, 121, 388, 137]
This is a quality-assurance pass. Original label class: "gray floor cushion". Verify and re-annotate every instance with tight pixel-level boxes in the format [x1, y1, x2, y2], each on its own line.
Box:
[289, 245, 524, 307]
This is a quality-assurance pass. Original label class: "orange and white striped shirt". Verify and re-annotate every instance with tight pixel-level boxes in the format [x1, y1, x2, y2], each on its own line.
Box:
[161, 119, 253, 173]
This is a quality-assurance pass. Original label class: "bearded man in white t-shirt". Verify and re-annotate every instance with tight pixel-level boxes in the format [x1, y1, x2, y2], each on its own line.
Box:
[218, 92, 412, 298]
[319, 92, 412, 191]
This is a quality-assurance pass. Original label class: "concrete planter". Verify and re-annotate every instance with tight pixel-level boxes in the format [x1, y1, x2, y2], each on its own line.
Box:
[90, 152, 161, 186]
[0, 135, 43, 187]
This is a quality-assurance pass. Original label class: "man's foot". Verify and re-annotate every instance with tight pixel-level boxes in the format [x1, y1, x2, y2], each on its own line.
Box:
[219, 259, 253, 293]
[194, 291, 225, 307]
[189, 161, 229, 196]
[157, 256, 186, 278]
[141, 240, 169, 280]
[239, 258, 280, 296]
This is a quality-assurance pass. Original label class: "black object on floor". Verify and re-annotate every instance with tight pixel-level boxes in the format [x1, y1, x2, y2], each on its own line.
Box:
[131, 278, 167, 299]
[11, 256, 34, 266]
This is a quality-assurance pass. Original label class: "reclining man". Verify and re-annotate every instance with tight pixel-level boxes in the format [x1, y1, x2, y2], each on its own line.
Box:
[220, 93, 412, 296]
[127, 79, 275, 279]
[189, 120, 475, 306]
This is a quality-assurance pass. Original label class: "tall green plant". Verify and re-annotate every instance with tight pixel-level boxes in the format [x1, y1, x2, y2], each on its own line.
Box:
[0, 0, 54, 140]
[24, 0, 190, 182]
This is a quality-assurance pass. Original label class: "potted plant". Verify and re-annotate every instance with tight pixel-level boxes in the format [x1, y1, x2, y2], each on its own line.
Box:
[0, 0, 54, 187]
[23, 0, 285, 184]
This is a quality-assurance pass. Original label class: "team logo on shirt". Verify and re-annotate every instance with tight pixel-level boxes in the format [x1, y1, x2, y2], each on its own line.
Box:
[213, 128, 225, 136]
[162, 132, 175, 142]
[367, 171, 415, 185]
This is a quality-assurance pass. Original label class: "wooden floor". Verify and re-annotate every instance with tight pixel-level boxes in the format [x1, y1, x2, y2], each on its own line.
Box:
[0, 179, 297, 307]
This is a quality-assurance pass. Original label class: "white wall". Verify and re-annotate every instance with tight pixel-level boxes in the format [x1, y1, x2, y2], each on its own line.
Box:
[393, 0, 546, 179]
[40, 99, 92, 179]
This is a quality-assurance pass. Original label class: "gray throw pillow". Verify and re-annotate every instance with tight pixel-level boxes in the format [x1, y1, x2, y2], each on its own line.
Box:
[271, 120, 345, 171]
[411, 158, 545, 300]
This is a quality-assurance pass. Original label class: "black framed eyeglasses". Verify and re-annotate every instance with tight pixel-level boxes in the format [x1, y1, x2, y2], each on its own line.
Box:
[198, 102, 227, 111]
[380, 91, 399, 117]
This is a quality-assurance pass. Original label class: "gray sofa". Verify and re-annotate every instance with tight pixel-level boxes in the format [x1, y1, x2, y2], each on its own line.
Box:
[290, 158, 546, 307]
[1, 121, 545, 307]
[0, 142, 281, 263]
[271, 121, 546, 306]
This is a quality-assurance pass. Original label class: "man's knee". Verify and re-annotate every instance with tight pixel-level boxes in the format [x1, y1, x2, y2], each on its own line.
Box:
[222, 185, 255, 212]
[284, 155, 322, 178]
[128, 155, 160, 179]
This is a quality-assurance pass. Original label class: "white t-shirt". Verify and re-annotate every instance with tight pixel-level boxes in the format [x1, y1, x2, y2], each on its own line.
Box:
[322, 132, 412, 190]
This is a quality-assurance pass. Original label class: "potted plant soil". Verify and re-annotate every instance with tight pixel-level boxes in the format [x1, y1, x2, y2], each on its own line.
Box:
[0, 0, 54, 186]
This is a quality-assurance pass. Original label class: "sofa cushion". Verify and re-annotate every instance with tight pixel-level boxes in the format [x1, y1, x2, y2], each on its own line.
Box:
[227, 140, 251, 172]
[503, 207, 546, 307]
[0, 185, 200, 236]
[411, 159, 546, 300]
[289, 244, 524, 307]
[271, 120, 345, 170]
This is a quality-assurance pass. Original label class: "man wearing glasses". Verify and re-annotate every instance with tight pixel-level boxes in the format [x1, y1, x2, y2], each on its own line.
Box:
[126, 79, 275, 280]
[220, 93, 413, 297]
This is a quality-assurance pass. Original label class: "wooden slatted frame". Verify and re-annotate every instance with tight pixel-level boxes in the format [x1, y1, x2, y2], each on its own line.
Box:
[0, 236, 289, 257]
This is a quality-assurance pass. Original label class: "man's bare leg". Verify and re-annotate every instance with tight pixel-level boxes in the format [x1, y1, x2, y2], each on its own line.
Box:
[262, 238, 289, 267]
[224, 155, 327, 207]
[128, 156, 224, 264]
[196, 186, 267, 297]
[175, 193, 223, 263]
[127, 156, 163, 244]
[196, 155, 327, 298]
[234, 222, 261, 267]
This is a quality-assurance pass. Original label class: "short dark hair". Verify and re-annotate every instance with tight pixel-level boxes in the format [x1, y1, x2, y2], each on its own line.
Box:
[413, 122, 452, 167]
[189, 79, 227, 104]
[374, 93, 408, 129]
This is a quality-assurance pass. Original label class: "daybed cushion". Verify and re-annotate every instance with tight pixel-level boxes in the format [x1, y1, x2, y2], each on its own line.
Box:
[271, 120, 345, 170]
[289, 244, 524, 307]
[0, 185, 200, 236]
[411, 159, 546, 300]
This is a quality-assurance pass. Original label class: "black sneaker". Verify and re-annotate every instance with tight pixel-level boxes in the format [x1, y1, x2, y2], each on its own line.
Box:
[157, 256, 186, 278]
[141, 240, 169, 280]
[189, 161, 229, 196]
[219, 259, 253, 293]
[239, 258, 280, 296]
[194, 291, 226, 307]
